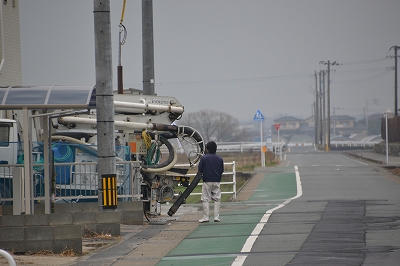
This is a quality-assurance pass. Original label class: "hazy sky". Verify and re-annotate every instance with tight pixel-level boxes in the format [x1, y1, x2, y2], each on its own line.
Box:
[19, 0, 400, 124]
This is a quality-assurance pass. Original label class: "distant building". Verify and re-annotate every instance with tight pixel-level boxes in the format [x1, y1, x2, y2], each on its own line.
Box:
[0, 0, 22, 86]
[271, 114, 373, 144]
[358, 113, 384, 135]
[331, 115, 362, 136]
[272, 116, 303, 140]
[273, 116, 302, 130]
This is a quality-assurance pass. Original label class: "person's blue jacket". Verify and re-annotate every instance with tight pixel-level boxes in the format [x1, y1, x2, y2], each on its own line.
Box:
[198, 153, 224, 182]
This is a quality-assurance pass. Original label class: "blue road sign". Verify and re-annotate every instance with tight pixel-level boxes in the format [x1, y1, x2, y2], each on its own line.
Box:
[254, 110, 264, 121]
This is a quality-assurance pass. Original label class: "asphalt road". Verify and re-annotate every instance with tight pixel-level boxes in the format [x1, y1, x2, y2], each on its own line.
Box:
[240, 146, 400, 266]
[156, 146, 400, 266]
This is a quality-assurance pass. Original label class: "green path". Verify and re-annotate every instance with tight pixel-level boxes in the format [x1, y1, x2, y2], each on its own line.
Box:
[157, 167, 297, 266]
[249, 170, 297, 202]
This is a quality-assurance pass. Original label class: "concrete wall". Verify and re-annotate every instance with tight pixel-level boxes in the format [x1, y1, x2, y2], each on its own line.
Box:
[0, 201, 143, 254]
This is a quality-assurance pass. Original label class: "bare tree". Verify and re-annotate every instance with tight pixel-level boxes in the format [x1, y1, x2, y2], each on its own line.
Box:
[179, 109, 245, 142]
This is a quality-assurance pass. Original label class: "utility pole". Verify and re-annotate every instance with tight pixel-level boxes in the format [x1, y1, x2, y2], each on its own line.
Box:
[314, 71, 319, 147]
[319, 71, 323, 147]
[319, 60, 338, 151]
[323, 70, 328, 151]
[326, 61, 332, 151]
[93, 0, 116, 210]
[142, 0, 155, 95]
[333, 106, 337, 136]
[388, 46, 400, 116]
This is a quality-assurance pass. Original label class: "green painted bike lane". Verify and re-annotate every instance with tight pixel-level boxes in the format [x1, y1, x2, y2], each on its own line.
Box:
[157, 167, 298, 266]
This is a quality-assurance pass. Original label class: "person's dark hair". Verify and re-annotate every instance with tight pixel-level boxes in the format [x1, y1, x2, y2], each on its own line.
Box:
[206, 141, 217, 154]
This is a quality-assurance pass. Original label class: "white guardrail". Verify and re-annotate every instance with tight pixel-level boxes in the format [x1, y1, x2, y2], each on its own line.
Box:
[174, 161, 237, 201]
[329, 140, 380, 148]
[215, 139, 381, 150]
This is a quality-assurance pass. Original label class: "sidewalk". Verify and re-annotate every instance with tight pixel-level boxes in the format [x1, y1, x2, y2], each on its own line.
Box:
[345, 149, 400, 166]
[69, 169, 270, 266]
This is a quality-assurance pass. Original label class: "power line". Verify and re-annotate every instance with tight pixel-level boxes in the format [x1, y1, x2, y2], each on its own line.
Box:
[156, 68, 391, 87]
[124, 57, 394, 88]
[340, 57, 390, 66]
[332, 70, 392, 85]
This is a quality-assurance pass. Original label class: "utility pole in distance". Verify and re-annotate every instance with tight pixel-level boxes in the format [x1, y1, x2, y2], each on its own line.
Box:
[319, 60, 339, 151]
[314, 71, 319, 147]
[388, 46, 400, 116]
[319, 70, 324, 148]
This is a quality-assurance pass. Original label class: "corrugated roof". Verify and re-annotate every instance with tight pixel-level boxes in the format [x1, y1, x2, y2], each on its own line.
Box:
[0, 86, 96, 110]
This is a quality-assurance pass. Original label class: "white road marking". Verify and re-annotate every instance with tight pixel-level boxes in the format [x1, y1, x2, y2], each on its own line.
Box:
[231, 166, 303, 266]
[347, 157, 369, 165]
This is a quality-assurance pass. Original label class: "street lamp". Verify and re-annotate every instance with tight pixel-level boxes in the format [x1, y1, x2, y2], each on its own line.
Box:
[385, 108, 393, 164]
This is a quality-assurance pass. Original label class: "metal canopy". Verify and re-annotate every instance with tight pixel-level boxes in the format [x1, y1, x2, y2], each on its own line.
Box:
[0, 85, 96, 215]
[0, 85, 96, 110]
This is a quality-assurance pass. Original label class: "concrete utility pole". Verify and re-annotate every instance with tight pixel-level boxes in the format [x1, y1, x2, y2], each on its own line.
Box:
[323, 71, 328, 151]
[142, 0, 155, 95]
[319, 71, 324, 147]
[388, 46, 400, 116]
[320, 60, 338, 151]
[326, 61, 331, 151]
[93, 0, 116, 209]
[314, 71, 319, 146]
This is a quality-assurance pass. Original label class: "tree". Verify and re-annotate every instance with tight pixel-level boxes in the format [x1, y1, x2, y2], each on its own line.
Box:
[178, 109, 245, 143]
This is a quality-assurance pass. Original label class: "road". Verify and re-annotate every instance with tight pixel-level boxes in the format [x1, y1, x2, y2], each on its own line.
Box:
[157, 146, 400, 266]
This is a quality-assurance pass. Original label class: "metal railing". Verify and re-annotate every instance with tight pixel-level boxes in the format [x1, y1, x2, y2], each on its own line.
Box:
[174, 161, 237, 201]
[216, 139, 382, 150]
[330, 140, 378, 148]
[1, 160, 237, 205]
[0, 161, 137, 204]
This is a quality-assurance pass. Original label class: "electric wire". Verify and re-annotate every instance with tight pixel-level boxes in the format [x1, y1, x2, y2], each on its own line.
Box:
[340, 57, 391, 66]
[125, 56, 393, 88]
[332, 70, 392, 85]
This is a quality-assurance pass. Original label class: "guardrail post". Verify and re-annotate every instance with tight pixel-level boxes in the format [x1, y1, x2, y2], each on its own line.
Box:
[232, 161, 236, 201]
[12, 167, 24, 215]
[131, 162, 142, 201]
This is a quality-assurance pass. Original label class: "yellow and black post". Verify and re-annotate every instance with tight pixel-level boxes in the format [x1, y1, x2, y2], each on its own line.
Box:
[101, 174, 118, 209]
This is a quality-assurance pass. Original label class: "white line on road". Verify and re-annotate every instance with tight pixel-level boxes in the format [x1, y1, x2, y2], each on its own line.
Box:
[346, 157, 369, 165]
[231, 166, 303, 266]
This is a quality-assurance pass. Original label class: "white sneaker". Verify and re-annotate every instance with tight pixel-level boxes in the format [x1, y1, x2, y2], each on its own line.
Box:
[214, 218, 220, 222]
[199, 217, 209, 223]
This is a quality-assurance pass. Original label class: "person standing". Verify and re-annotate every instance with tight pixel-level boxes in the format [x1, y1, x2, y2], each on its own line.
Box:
[198, 141, 224, 223]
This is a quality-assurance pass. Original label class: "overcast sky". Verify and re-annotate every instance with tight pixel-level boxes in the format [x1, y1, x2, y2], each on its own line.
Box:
[19, 0, 400, 124]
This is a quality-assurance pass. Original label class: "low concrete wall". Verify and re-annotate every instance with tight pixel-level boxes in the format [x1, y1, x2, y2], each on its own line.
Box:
[0, 201, 143, 254]
[374, 142, 400, 156]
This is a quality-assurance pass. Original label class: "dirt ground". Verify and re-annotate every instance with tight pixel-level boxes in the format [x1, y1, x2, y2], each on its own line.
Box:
[0, 254, 76, 265]
[0, 235, 120, 266]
